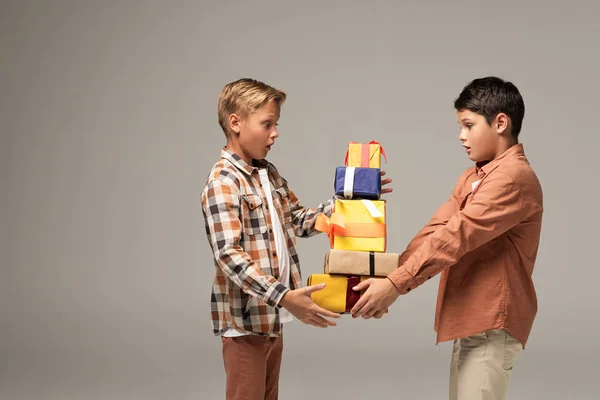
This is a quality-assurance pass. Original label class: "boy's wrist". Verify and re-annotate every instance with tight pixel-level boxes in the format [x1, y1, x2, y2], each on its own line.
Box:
[276, 287, 292, 309]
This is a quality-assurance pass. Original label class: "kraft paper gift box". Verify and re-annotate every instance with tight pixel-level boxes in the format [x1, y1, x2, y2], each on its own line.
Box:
[344, 141, 387, 169]
[334, 166, 381, 200]
[324, 249, 399, 277]
[316, 199, 386, 252]
[307, 274, 388, 314]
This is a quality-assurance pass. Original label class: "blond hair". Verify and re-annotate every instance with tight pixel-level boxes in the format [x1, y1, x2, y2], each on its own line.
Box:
[218, 78, 286, 137]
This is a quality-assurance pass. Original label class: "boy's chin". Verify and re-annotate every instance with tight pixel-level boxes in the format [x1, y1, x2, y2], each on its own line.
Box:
[262, 147, 273, 158]
[467, 153, 483, 162]
[254, 150, 269, 160]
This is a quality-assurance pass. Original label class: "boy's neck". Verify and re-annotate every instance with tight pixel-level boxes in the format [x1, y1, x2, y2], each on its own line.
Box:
[493, 137, 519, 160]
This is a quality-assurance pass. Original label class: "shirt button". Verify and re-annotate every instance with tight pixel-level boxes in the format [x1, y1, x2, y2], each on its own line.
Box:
[406, 287, 411, 292]
[269, 229, 273, 233]
[427, 276, 432, 280]
[272, 251, 277, 257]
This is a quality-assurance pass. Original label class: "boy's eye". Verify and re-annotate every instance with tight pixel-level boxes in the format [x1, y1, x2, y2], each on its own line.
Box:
[466, 124, 473, 129]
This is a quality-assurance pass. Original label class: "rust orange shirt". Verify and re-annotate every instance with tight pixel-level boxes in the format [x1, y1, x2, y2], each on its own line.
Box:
[388, 144, 543, 347]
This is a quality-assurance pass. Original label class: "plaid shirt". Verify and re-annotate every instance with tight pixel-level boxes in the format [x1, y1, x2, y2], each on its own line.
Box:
[202, 149, 334, 336]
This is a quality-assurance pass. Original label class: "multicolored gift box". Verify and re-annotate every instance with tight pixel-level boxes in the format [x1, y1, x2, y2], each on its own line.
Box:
[308, 274, 362, 313]
[324, 249, 399, 277]
[316, 199, 387, 252]
[334, 167, 381, 200]
[345, 141, 387, 169]
[307, 274, 388, 314]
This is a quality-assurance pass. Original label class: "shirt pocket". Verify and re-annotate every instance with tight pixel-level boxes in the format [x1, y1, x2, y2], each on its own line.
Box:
[241, 194, 267, 236]
[274, 187, 292, 224]
[502, 331, 522, 370]
[457, 191, 473, 210]
[243, 295, 269, 320]
[242, 294, 257, 320]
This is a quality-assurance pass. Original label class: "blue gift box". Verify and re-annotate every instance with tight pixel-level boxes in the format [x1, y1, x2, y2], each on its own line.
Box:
[334, 167, 381, 200]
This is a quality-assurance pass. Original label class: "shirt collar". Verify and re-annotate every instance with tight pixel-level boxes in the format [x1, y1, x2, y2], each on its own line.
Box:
[221, 148, 269, 176]
[475, 143, 524, 178]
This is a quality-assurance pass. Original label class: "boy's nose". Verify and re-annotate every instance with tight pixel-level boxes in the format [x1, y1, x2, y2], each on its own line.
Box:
[271, 129, 279, 139]
[458, 128, 467, 142]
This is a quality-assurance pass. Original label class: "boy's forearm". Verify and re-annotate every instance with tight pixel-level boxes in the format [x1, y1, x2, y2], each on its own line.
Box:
[398, 195, 458, 265]
[291, 195, 335, 237]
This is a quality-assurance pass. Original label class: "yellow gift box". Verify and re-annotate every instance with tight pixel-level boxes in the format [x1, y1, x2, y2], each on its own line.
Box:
[345, 141, 387, 169]
[316, 199, 386, 252]
[307, 274, 388, 314]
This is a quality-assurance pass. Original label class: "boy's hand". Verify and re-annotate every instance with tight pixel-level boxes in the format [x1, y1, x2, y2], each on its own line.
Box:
[350, 278, 400, 319]
[279, 284, 341, 328]
[380, 170, 393, 195]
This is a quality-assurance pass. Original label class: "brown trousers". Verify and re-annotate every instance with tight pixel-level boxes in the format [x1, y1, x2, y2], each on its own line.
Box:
[221, 335, 284, 400]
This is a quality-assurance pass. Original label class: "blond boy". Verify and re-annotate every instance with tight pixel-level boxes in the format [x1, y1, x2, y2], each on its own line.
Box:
[202, 78, 391, 399]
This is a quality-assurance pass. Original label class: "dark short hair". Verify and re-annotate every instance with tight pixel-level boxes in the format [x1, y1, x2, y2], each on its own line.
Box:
[454, 77, 525, 138]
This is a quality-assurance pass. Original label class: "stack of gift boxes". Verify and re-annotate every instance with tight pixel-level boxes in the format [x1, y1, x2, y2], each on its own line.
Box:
[307, 141, 399, 314]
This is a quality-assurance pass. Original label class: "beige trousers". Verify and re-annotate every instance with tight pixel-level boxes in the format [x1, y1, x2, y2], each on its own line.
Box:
[449, 329, 523, 400]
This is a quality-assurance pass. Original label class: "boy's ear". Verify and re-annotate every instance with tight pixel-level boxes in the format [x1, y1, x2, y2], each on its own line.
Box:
[495, 113, 509, 135]
[229, 113, 241, 134]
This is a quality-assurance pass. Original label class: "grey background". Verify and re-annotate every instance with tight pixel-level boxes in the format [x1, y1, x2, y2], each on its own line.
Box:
[1, 0, 598, 399]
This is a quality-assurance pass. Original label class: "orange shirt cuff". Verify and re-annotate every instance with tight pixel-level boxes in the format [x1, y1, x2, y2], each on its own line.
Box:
[388, 266, 416, 295]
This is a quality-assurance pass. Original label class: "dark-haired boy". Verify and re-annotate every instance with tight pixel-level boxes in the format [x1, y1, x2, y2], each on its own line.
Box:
[352, 76, 543, 399]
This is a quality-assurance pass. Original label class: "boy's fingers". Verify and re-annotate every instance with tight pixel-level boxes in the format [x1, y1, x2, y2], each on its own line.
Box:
[352, 279, 371, 291]
[373, 310, 385, 319]
[380, 170, 387, 176]
[381, 178, 392, 185]
[309, 321, 327, 328]
[351, 294, 369, 316]
[309, 317, 329, 328]
[314, 315, 337, 327]
[363, 307, 378, 319]
[314, 306, 340, 319]
[303, 283, 326, 294]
